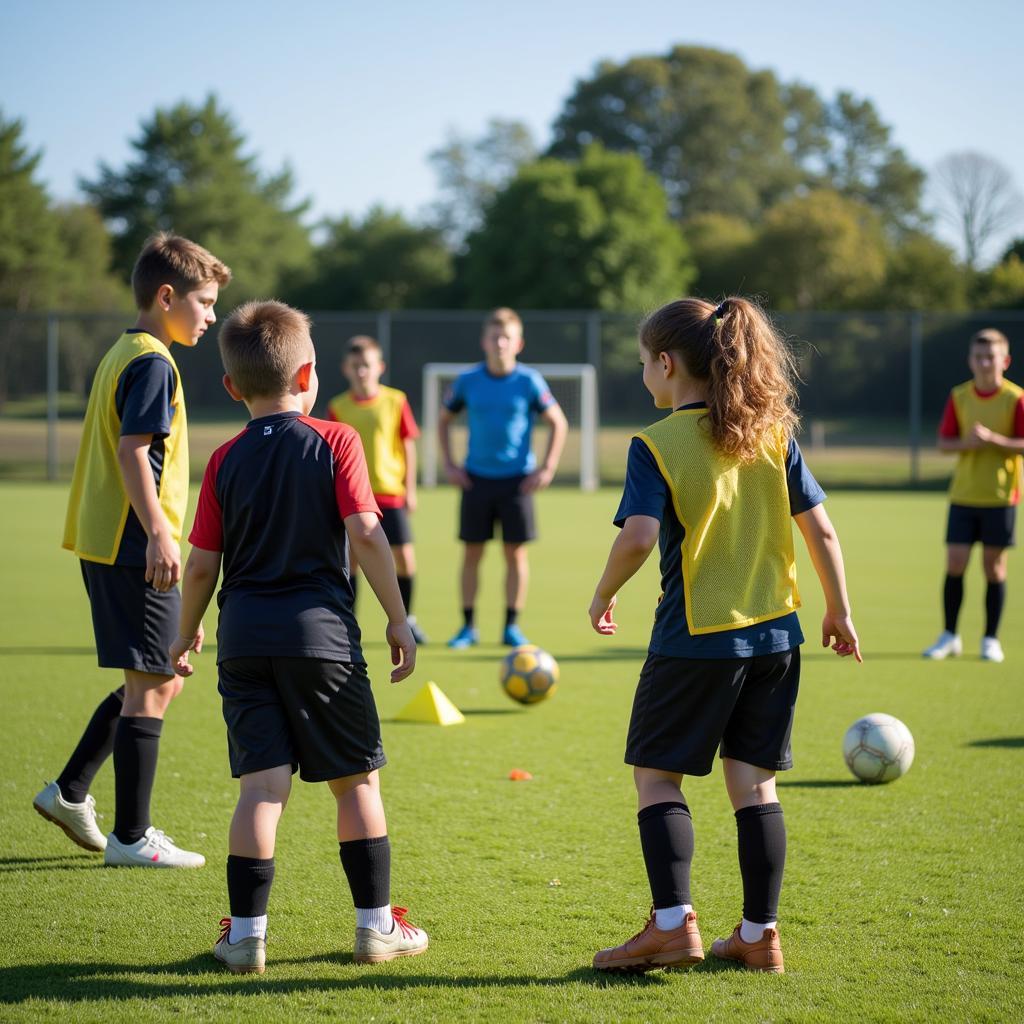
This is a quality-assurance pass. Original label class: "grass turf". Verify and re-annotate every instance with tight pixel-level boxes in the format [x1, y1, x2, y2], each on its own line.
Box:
[0, 481, 1022, 1022]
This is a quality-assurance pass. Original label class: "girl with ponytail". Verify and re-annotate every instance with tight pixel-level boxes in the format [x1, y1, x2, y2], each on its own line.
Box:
[588, 296, 861, 975]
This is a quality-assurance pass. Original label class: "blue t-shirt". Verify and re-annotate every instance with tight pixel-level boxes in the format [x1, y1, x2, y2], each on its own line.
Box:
[614, 406, 827, 659]
[443, 363, 556, 478]
[114, 343, 177, 566]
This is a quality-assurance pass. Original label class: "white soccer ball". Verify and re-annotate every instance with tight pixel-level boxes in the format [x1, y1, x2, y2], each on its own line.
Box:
[842, 713, 915, 784]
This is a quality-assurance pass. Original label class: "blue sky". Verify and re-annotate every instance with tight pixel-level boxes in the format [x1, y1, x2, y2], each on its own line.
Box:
[2, 0, 1022, 260]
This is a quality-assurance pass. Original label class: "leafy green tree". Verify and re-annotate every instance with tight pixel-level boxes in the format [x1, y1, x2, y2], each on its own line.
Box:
[872, 232, 967, 311]
[463, 145, 693, 311]
[81, 95, 312, 299]
[749, 190, 887, 310]
[288, 207, 453, 310]
[683, 213, 756, 298]
[549, 46, 798, 220]
[973, 255, 1024, 309]
[1002, 237, 1024, 263]
[0, 112, 63, 312]
[428, 119, 536, 249]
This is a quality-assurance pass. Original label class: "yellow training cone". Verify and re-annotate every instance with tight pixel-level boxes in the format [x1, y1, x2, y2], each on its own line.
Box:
[393, 681, 465, 726]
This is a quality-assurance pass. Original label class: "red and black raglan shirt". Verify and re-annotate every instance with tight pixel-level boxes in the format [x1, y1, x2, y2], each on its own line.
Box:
[189, 411, 381, 665]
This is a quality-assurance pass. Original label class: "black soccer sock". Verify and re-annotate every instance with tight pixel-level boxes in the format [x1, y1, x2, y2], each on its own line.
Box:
[735, 802, 786, 924]
[985, 580, 1006, 638]
[112, 716, 163, 845]
[56, 687, 124, 804]
[943, 573, 964, 634]
[505, 607, 519, 629]
[637, 801, 694, 909]
[227, 855, 276, 918]
[339, 836, 391, 908]
[462, 607, 475, 629]
[398, 575, 413, 615]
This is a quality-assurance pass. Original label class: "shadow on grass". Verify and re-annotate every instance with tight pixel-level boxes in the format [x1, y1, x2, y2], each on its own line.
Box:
[0, 646, 96, 656]
[0, 956, 742, 1003]
[0, 854, 104, 873]
[778, 779, 863, 789]
[421, 647, 646, 664]
[965, 736, 1024, 749]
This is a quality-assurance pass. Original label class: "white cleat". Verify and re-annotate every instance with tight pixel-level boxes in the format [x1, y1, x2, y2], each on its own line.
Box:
[981, 637, 1005, 663]
[104, 826, 205, 868]
[922, 631, 962, 660]
[32, 781, 106, 852]
[354, 906, 428, 964]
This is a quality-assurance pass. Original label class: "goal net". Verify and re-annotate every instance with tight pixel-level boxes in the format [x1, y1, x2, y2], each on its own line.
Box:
[421, 363, 598, 491]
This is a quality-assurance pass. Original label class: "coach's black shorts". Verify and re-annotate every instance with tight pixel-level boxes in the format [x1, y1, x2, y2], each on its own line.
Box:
[625, 648, 801, 776]
[80, 560, 178, 676]
[379, 505, 413, 546]
[459, 473, 536, 544]
[218, 657, 386, 782]
[946, 503, 1016, 548]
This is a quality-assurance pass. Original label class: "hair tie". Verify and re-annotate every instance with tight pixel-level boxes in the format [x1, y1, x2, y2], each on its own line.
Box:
[713, 301, 727, 320]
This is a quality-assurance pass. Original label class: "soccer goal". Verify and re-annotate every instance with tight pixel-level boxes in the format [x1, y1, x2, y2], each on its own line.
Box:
[421, 363, 599, 491]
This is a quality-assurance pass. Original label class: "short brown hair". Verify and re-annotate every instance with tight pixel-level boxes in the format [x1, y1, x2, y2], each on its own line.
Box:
[345, 335, 383, 358]
[484, 307, 523, 333]
[131, 232, 232, 310]
[971, 328, 1010, 352]
[219, 300, 313, 399]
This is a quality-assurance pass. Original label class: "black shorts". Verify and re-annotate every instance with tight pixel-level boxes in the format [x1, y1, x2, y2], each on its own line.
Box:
[459, 473, 536, 544]
[80, 560, 178, 676]
[625, 648, 800, 776]
[946, 503, 1016, 548]
[379, 505, 413, 546]
[218, 657, 386, 783]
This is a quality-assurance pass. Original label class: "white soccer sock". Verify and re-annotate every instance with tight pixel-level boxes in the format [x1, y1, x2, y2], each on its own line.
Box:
[356, 905, 394, 934]
[229, 915, 267, 943]
[654, 904, 693, 930]
[740, 917, 775, 943]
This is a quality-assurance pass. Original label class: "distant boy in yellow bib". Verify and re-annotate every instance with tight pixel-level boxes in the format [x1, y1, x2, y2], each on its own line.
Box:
[327, 337, 426, 643]
[924, 328, 1024, 664]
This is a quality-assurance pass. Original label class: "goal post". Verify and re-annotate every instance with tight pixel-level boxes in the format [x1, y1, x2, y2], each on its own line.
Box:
[422, 362, 599, 491]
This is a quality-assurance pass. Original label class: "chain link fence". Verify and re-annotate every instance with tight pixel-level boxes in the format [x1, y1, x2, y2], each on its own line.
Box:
[2, 308, 1023, 487]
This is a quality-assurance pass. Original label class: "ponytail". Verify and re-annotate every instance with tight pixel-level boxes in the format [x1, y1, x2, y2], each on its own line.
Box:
[639, 297, 799, 461]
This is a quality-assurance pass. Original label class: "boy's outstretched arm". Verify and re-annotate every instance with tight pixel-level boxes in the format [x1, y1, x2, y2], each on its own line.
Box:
[169, 546, 222, 676]
[793, 504, 862, 662]
[523, 404, 569, 493]
[438, 407, 470, 489]
[345, 511, 416, 682]
[588, 515, 660, 634]
[118, 433, 179, 591]
[403, 438, 418, 512]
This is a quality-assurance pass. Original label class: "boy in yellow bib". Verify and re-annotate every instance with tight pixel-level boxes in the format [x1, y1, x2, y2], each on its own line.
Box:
[326, 336, 426, 643]
[33, 234, 230, 867]
[924, 328, 1024, 663]
[588, 297, 861, 974]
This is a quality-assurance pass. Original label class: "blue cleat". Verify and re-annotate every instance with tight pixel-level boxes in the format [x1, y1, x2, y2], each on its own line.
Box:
[447, 625, 479, 649]
[502, 624, 530, 647]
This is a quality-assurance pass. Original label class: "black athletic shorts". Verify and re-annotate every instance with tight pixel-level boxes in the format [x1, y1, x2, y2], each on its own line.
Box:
[80, 560, 178, 676]
[379, 505, 413, 546]
[625, 648, 801, 776]
[945, 503, 1016, 548]
[459, 473, 536, 544]
[218, 657, 386, 782]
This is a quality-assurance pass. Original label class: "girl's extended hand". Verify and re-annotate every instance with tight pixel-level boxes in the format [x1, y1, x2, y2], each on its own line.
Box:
[589, 593, 617, 634]
[822, 612, 862, 663]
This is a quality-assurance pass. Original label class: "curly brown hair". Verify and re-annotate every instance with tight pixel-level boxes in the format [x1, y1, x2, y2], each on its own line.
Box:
[639, 297, 800, 462]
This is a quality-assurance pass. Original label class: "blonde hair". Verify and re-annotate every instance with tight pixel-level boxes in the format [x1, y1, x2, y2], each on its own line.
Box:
[640, 297, 800, 462]
[219, 300, 313, 399]
[971, 327, 1010, 352]
[131, 232, 231, 309]
[484, 307, 523, 334]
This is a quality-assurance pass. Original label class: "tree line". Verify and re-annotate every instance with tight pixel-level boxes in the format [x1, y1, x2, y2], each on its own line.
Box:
[3, 45, 1023, 319]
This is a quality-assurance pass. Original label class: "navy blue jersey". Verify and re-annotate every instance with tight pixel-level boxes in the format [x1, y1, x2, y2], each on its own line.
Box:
[114, 345, 177, 566]
[614, 406, 826, 659]
[189, 411, 381, 664]
[443, 363, 556, 478]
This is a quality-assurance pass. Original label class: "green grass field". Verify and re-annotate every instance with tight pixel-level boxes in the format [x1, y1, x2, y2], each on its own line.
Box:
[1, 482, 1022, 1022]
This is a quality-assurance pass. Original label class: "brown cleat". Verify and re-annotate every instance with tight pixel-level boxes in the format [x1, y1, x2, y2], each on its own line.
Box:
[710, 922, 784, 973]
[593, 909, 704, 973]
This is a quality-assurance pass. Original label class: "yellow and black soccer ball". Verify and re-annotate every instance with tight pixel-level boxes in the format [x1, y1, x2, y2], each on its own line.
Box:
[499, 645, 559, 705]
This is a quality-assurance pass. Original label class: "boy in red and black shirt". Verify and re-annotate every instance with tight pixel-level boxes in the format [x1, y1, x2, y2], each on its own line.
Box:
[170, 301, 428, 974]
